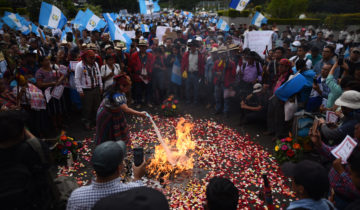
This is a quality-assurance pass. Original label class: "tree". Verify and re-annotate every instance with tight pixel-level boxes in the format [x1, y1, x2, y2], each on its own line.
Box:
[173, 0, 201, 11]
[266, 0, 308, 18]
[81, 3, 102, 17]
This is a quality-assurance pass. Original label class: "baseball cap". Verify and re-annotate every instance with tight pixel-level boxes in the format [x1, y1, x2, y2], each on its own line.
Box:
[93, 187, 170, 210]
[335, 90, 360, 110]
[253, 83, 262, 93]
[91, 141, 126, 177]
[281, 160, 329, 200]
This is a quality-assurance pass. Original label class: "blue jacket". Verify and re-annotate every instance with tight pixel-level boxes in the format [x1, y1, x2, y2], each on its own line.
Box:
[287, 198, 335, 210]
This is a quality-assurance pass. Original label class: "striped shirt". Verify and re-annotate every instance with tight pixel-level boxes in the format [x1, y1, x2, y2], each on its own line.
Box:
[66, 178, 143, 210]
[75, 61, 103, 94]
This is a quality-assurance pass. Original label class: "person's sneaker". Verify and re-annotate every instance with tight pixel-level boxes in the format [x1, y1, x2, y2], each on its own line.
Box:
[136, 104, 141, 109]
[147, 103, 153, 108]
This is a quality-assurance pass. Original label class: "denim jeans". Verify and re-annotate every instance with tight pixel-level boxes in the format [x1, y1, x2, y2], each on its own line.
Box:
[214, 83, 230, 113]
[185, 72, 199, 103]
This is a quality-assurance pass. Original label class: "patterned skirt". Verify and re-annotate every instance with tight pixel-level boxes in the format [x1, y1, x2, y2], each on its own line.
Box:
[95, 103, 129, 145]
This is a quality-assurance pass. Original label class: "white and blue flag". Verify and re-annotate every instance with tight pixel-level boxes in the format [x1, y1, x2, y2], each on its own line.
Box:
[251, 12, 267, 27]
[107, 18, 132, 52]
[103, 13, 114, 23]
[2, 12, 23, 29]
[153, 0, 160, 12]
[229, 0, 250, 11]
[81, 9, 106, 31]
[39, 2, 67, 29]
[72, 10, 85, 29]
[216, 19, 230, 31]
[181, 11, 193, 19]
[141, 24, 150, 33]
[60, 26, 73, 42]
[139, 0, 155, 15]
[31, 23, 45, 39]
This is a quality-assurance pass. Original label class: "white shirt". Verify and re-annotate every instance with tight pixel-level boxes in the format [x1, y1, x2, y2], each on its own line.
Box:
[75, 61, 103, 94]
[100, 64, 121, 90]
[188, 51, 198, 72]
[289, 55, 313, 70]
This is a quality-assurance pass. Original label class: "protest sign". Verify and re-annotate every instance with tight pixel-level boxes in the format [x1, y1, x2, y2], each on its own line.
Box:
[51, 85, 64, 100]
[45, 87, 52, 103]
[243, 31, 273, 59]
[124, 31, 136, 39]
[331, 135, 358, 164]
[156, 26, 172, 43]
[326, 111, 339, 123]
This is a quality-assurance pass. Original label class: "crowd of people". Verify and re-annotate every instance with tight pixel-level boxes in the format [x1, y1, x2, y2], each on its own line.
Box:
[0, 10, 360, 210]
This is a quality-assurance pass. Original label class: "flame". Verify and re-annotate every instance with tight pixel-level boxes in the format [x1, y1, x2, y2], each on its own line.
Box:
[147, 118, 195, 181]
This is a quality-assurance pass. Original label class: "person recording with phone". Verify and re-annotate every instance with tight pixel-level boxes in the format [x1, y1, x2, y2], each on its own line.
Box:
[67, 141, 147, 210]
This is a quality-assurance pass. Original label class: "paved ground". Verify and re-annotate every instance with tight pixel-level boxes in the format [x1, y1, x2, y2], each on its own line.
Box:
[65, 101, 274, 153]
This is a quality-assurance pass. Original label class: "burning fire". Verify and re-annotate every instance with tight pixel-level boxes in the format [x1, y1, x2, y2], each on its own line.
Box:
[147, 118, 196, 181]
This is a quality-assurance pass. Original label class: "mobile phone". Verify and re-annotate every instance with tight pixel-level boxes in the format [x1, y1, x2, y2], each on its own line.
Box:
[133, 148, 144, 167]
[338, 54, 344, 65]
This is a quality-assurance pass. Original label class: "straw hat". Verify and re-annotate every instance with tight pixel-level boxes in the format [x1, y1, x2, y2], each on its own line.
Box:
[210, 47, 218, 53]
[138, 39, 148, 46]
[114, 42, 127, 51]
[228, 44, 239, 51]
[217, 46, 228, 53]
[87, 43, 98, 50]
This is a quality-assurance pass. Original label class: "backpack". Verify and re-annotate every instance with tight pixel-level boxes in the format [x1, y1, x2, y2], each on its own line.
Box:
[0, 138, 52, 209]
[26, 138, 78, 210]
[0, 138, 78, 210]
[242, 61, 261, 82]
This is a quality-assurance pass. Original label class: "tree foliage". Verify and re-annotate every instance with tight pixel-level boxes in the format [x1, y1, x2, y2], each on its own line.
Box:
[266, 0, 308, 18]
[89, 0, 139, 13]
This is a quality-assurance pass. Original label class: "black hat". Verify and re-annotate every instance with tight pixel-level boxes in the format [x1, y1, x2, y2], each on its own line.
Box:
[93, 187, 170, 210]
[91, 141, 126, 177]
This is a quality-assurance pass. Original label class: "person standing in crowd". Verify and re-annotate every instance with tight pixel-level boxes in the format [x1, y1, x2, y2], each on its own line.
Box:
[204, 47, 218, 109]
[343, 47, 360, 77]
[181, 40, 205, 104]
[35, 56, 66, 131]
[212, 46, 236, 118]
[101, 54, 121, 90]
[306, 46, 322, 68]
[75, 50, 103, 130]
[306, 64, 331, 112]
[314, 45, 340, 79]
[264, 47, 285, 91]
[96, 74, 146, 145]
[167, 45, 183, 99]
[310, 31, 327, 53]
[290, 45, 313, 70]
[266, 59, 292, 139]
[238, 51, 263, 98]
[114, 42, 128, 73]
[152, 47, 167, 104]
[128, 39, 154, 108]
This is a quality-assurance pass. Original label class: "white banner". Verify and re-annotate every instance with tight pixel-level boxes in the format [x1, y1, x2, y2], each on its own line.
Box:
[156, 26, 172, 43]
[243, 31, 273, 59]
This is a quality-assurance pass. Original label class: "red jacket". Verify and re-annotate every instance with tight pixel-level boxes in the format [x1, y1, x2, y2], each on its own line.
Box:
[213, 59, 236, 88]
[128, 51, 154, 82]
[181, 51, 205, 77]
